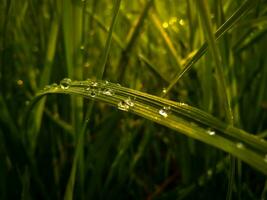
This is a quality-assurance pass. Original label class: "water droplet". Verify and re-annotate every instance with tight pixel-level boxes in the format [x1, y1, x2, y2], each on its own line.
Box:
[60, 78, 72, 89]
[207, 129, 216, 136]
[84, 87, 97, 97]
[102, 88, 114, 96]
[159, 106, 171, 118]
[51, 83, 58, 90]
[80, 45, 85, 50]
[44, 85, 51, 90]
[125, 97, 134, 107]
[264, 155, 267, 163]
[118, 101, 130, 111]
[91, 81, 98, 87]
[89, 90, 96, 97]
[236, 142, 244, 149]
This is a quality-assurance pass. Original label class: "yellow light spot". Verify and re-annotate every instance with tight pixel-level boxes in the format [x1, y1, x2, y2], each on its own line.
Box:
[179, 19, 185, 26]
[169, 17, 177, 25]
[162, 22, 169, 29]
[17, 79, 24, 86]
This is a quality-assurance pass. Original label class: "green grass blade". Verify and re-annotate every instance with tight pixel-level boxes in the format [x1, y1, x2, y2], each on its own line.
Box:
[29, 79, 267, 176]
[164, 0, 257, 96]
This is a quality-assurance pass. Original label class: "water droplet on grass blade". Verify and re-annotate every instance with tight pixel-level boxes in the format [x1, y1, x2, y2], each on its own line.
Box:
[125, 97, 134, 107]
[103, 88, 114, 96]
[159, 106, 171, 118]
[118, 101, 130, 111]
[207, 129, 216, 136]
[44, 85, 51, 90]
[60, 78, 72, 89]
[162, 88, 167, 94]
[89, 90, 96, 97]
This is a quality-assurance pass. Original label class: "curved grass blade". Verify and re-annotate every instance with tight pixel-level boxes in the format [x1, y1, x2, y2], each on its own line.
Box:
[28, 79, 267, 175]
[164, 0, 258, 95]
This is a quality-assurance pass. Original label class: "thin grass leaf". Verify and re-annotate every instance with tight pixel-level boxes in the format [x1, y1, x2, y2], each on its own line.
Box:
[164, 0, 258, 96]
[27, 79, 267, 175]
[117, 0, 154, 82]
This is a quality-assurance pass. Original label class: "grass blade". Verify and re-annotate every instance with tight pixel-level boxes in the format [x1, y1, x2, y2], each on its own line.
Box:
[28, 79, 267, 176]
[164, 0, 258, 95]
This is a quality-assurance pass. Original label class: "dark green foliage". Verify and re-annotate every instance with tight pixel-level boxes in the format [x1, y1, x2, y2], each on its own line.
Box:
[0, 0, 267, 199]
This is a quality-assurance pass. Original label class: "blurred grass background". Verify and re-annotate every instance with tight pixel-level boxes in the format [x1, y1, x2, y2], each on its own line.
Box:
[1, 0, 267, 199]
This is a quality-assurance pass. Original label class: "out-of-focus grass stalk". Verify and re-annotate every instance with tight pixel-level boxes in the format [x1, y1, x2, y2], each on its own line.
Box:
[29, 10, 59, 152]
[163, 0, 257, 96]
[64, 1, 121, 199]
[196, 1, 234, 199]
[117, 0, 154, 82]
[62, 0, 85, 199]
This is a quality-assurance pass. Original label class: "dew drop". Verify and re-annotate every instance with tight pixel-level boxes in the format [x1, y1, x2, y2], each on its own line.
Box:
[125, 97, 134, 107]
[44, 85, 51, 90]
[162, 88, 167, 94]
[103, 88, 114, 96]
[159, 106, 170, 118]
[89, 90, 96, 97]
[91, 81, 98, 87]
[60, 78, 71, 89]
[207, 129, 216, 136]
[51, 83, 58, 90]
[236, 142, 244, 149]
[118, 101, 130, 111]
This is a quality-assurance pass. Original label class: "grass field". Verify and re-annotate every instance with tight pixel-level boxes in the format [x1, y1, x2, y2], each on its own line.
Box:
[1, 0, 267, 199]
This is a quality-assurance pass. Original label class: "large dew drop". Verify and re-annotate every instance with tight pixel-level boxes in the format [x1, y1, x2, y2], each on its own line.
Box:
[60, 78, 72, 89]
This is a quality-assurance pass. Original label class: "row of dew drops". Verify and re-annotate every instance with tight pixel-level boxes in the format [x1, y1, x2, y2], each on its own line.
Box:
[44, 79, 267, 163]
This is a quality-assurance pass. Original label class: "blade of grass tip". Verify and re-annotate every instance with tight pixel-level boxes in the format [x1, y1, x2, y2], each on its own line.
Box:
[196, 1, 234, 199]
[163, 0, 257, 96]
[34, 80, 267, 175]
[64, 1, 121, 199]
[117, 0, 154, 82]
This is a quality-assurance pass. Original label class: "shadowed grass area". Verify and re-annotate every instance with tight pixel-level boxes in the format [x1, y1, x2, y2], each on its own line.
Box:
[1, 0, 267, 199]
